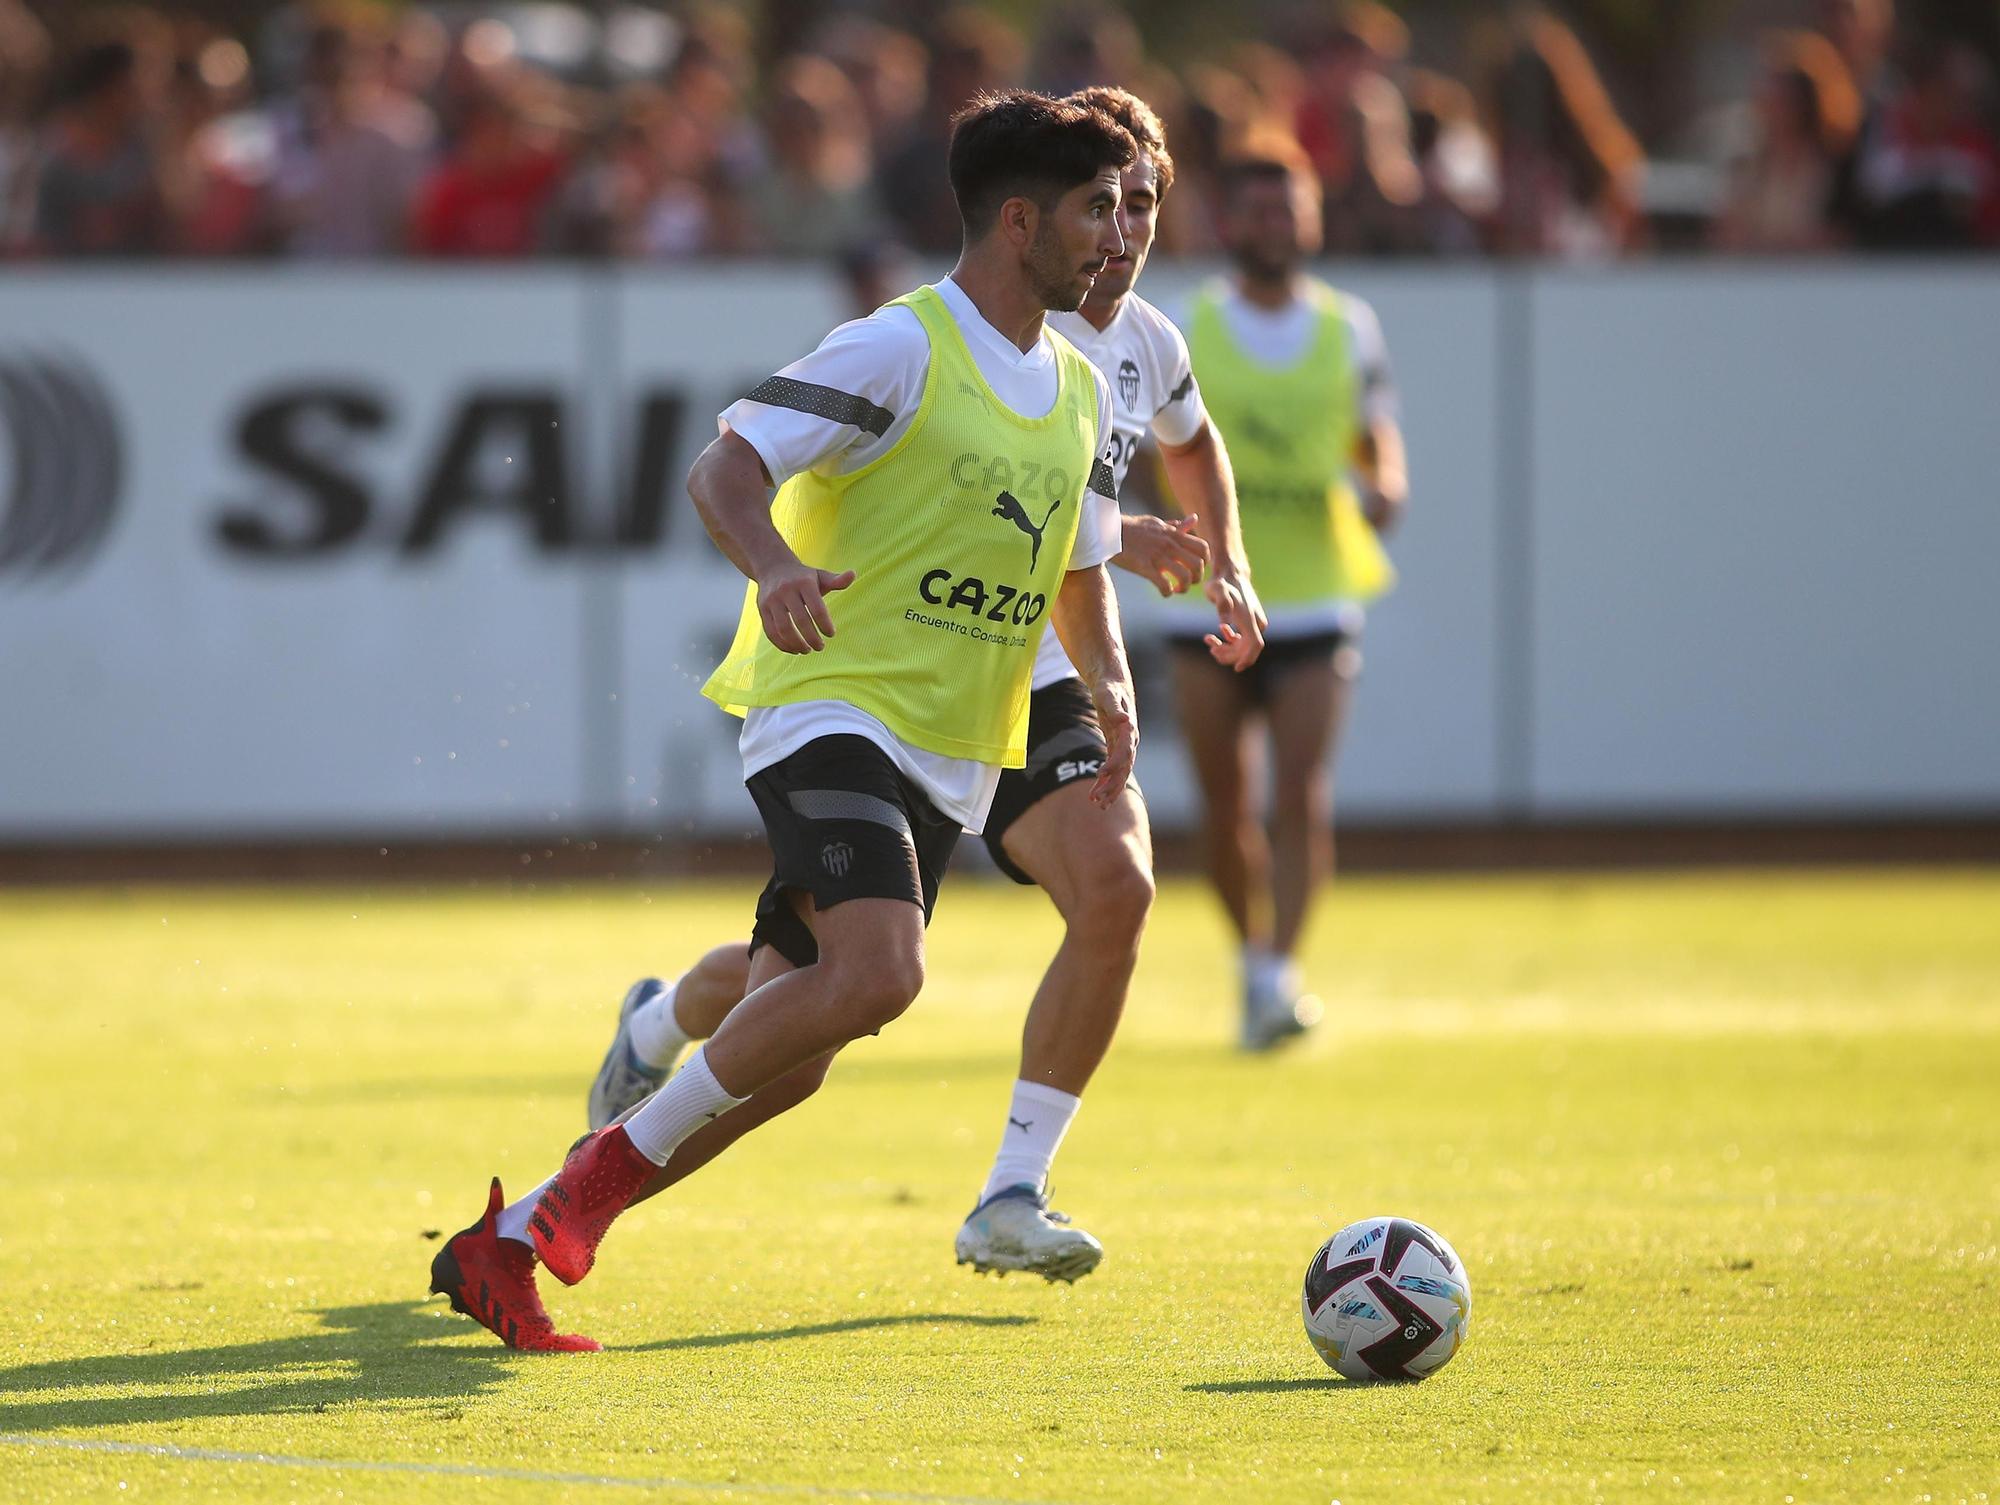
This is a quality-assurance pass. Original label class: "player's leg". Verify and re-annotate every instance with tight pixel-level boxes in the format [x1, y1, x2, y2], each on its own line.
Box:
[955, 683, 1153, 1280]
[1003, 780, 1152, 1098]
[1168, 641, 1264, 946]
[625, 905, 831, 1210]
[1171, 640, 1289, 1041]
[531, 894, 923, 1285]
[589, 942, 751, 1130]
[1257, 638, 1357, 1044]
[438, 935, 784, 1352]
[528, 736, 947, 1288]
[645, 941, 752, 1047]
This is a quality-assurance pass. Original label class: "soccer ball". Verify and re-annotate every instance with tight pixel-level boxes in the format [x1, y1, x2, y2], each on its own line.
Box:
[1301, 1216, 1471, 1382]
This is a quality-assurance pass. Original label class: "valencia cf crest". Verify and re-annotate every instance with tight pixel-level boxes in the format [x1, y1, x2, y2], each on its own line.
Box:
[821, 840, 853, 878]
[1117, 359, 1140, 410]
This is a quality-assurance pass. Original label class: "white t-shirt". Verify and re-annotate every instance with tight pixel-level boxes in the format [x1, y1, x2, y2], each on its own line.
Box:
[717, 277, 1119, 831]
[1177, 282, 1398, 638]
[1033, 292, 1208, 689]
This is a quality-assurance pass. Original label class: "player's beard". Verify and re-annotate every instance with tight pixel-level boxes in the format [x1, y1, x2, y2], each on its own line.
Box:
[1027, 221, 1094, 313]
[1230, 238, 1296, 286]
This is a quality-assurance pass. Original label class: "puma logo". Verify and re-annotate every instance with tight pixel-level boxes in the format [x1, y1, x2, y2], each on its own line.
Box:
[1238, 410, 1295, 458]
[992, 490, 1063, 570]
[1008, 1116, 1033, 1132]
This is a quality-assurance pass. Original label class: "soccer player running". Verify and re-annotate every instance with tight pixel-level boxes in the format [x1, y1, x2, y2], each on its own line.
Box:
[430, 91, 1142, 1352]
[580, 85, 1264, 1296]
[575, 87, 1266, 1286]
[1171, 141, 1408, 1051]
[949, 86, 1264, 1276]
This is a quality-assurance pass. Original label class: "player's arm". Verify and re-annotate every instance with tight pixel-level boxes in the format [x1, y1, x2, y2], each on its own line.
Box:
[1348, 298, 1407, 536]
[1053, 438, 1137, 807]
[687, 313, 919, 654]
[1158, 418, 1266, 670]
[1354, 418, 1408, 536]
[686, 432, 853, 655]
[1051, 563, 1137, 809]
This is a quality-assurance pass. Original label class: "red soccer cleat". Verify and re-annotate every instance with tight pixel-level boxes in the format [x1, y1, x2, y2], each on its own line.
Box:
[530, 1125, 656, 1286]
[429, 1178, 602, 1353]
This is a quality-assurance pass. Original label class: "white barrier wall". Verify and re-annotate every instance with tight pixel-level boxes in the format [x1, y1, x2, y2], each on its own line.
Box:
[0, 263, 1994, 839]
[0, 271, 599, 837]
[1526, 267, 2000, 812]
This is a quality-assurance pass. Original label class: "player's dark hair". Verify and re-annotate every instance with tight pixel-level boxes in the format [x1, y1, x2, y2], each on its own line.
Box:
[1066, 85, 1175, 195]
[1217, 135, 1320, 203]
[947, 89, 1137, 235]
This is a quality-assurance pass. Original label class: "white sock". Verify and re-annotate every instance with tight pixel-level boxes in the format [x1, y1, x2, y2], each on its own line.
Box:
[496, 1176, 553, 1247]
[628, 976, 693, 1069]
[1242, 945, 1292, 1000]
[622, 1045, 746, 1166]
[980, 1080, 1082, 1202]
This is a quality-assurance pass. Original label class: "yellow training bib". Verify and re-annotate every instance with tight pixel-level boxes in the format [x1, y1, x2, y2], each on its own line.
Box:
[1185, 278, 1393, 607]
[703, 286, 1103, 767]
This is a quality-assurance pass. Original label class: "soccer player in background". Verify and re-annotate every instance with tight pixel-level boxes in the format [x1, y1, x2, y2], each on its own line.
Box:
[430, 91, 1139, 1351]
[576, 86, 1267, 1286]
[1169, 140, 1408, 1050]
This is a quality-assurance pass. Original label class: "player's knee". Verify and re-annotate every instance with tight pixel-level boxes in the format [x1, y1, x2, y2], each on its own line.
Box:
[1075, 856, 1153, 947]
[1274, 776, 1331, 828]
[827, 947, 925, 1034]
[1204, 789, 1254, 834]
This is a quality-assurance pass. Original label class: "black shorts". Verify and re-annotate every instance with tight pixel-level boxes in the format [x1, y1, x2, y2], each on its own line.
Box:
[1166, 628, 1360, 708]
[980, 678, 1109, 885]
[745, 734, 962, 968]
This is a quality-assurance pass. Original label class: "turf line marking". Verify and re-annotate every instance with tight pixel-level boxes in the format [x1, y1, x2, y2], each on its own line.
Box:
[0, 1434, 1075, 1505]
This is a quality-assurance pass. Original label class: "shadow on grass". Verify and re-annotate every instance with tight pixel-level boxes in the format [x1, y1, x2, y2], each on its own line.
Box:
[624, 1312, 1034, 1353]
[0, 1301, 1035, 1432]
[0, 1300, 494, 1433]
[1186, 1377, 1354, 1395]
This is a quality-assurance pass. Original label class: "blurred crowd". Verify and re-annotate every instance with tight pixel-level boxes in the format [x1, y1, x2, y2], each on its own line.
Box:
[3, 0, 1997, 263]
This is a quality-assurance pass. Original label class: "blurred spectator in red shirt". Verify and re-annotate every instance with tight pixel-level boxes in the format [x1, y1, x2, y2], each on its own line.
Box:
[1849, 36, 2000, 249]
[742, 54, 884, 259]
[163, 30, 276, 256]
[412, 77, 570, 258]
[32, 39, 171, 257]
[1479, 10, 1646, 259]
[1713, 32, 1858, 255]
[1290, 2, 1421, 254]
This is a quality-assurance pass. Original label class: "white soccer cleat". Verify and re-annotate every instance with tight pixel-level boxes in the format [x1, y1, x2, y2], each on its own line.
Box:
[1240, 965, 1323, 1052]
[586, 978, 673, 1130]
[954, 1185, 1104, 1283]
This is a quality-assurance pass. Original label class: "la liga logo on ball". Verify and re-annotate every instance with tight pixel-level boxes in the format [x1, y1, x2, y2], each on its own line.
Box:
[1302, 1216, 1470, 1382]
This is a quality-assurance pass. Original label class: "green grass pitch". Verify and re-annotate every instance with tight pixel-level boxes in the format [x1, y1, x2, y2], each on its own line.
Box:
[1, 871, 1996, 1504]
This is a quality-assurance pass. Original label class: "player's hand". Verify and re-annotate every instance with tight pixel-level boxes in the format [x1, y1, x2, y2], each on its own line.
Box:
[1087, 680, 1137, 809]
[1362, 485, 1406, 536]
[756, 560, 855, 654]
[1113, 513, 1209, 598]
[1203, 569, 1267, 672]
